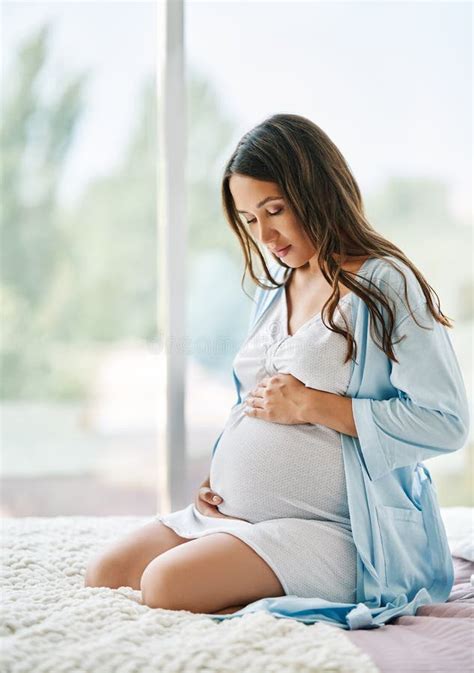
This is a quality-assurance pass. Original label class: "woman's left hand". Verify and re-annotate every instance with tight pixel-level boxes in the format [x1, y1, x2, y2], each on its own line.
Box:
[243, 374, 307, 425]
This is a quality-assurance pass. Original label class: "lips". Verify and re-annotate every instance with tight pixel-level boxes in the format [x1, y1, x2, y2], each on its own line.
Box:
[272, 245, 291, 253]
[272, 245, 292, 258]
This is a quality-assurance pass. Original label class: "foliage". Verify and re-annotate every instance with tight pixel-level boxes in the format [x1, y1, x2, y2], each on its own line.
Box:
[0, 24, 247, 398]
[1, 24, 472, 401]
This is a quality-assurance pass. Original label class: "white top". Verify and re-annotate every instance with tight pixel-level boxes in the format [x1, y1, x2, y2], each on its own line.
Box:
[210, 282, 354, 530]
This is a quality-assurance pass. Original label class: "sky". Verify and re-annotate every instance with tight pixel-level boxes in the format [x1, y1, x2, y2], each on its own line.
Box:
[1, 0, 472, 218]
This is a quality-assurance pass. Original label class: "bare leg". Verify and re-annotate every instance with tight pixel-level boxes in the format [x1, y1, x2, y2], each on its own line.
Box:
[84, 519, 191, 590]
[140, 532, 285, 614]
[212, 605, 247, 615]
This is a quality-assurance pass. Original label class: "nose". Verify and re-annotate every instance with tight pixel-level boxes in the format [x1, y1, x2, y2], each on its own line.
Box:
[254, 218, 277, 245]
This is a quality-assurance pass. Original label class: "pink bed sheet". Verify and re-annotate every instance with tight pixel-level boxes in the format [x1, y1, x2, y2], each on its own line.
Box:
[346, 556, 474, 673]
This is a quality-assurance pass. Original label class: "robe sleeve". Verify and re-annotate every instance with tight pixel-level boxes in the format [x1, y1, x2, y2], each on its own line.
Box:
[351, 298, 470, 481]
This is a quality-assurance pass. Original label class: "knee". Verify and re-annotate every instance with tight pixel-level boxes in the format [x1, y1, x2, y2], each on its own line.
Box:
[83, 552, 125, 590]
[140, 561, 177, 610]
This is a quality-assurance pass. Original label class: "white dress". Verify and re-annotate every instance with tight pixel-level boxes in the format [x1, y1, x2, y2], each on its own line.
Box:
[156, 280, 357, 602]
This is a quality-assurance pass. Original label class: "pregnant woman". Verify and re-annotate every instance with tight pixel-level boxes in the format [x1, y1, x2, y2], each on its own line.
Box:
[85, 114, 469, 628]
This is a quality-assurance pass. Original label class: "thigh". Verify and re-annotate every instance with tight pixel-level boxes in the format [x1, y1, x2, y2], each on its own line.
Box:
[84, 519, 191, 590]
[140, 532, 286, 614]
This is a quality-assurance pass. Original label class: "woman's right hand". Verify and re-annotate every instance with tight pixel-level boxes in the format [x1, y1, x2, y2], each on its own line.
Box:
[195, 482, 225, 517]
[194, 476, 249, 521]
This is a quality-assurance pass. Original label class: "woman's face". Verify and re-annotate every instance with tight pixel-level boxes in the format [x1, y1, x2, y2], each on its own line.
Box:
[229, 174, 317, 268]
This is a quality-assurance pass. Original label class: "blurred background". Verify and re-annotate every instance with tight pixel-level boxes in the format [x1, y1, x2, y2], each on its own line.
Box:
[1, 0, 472, 517]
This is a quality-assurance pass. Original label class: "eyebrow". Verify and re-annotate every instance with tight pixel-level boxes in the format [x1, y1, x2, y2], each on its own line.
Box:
[236, 196, 283, 214]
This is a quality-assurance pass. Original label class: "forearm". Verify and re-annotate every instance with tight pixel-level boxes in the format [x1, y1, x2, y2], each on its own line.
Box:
[298, 387, 358, 437]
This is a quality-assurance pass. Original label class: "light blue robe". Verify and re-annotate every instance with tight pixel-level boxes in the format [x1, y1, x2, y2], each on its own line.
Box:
[207, 256, 470, 628]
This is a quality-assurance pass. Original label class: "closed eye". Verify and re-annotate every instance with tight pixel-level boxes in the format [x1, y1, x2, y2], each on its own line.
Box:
[245, 208, 284, 225]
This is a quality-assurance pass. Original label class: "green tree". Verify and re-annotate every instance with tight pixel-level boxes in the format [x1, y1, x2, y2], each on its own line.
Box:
[1, 23, 249, 396]
[0, 24, 87, 398]
[58, 69, 243, 348]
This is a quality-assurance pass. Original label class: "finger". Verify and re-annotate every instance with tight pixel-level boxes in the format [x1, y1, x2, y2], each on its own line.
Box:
[199, 488, 222, 504]
[196, 496, 219, 511]
[197, 503, 218, 517]
[246, 396, 264, 410]
[248, 379, 267, 397]
[244, 404, 261, 417]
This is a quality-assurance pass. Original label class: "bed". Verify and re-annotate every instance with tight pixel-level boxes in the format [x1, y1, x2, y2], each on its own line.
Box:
[1, 507, 472, 673]
[347, 507, 473, 673]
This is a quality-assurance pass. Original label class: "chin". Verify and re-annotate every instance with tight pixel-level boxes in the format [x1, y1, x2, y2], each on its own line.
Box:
[278, 257, 307, 269]
[269, 247, 309, 269]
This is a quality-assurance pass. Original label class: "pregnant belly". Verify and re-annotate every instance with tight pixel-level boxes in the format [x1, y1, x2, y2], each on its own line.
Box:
[209, 408, 349, 524]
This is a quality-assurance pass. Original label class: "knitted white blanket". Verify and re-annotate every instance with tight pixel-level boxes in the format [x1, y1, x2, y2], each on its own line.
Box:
[1, 515, 379, 673]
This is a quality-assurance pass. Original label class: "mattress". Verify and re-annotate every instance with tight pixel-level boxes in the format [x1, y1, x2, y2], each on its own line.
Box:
[1, 506, 472, 673]
[346, 506, 473, 673]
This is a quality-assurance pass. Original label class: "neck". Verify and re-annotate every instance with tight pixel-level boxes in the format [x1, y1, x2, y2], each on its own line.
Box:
[294, 253, 369, 285]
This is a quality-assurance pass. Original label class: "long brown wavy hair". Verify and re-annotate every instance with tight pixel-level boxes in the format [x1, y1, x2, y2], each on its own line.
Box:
[221, 113, 452, 364]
